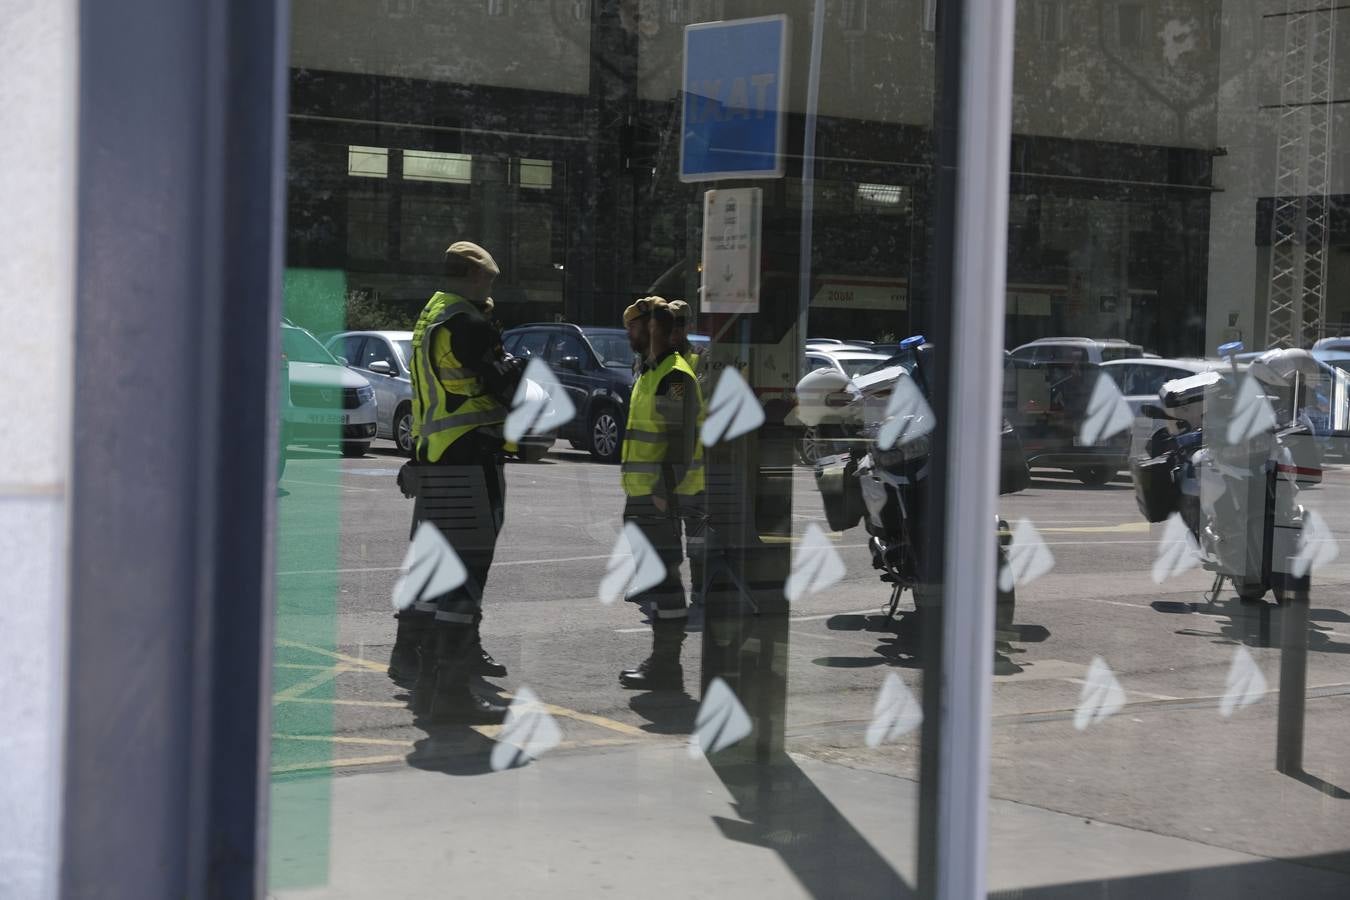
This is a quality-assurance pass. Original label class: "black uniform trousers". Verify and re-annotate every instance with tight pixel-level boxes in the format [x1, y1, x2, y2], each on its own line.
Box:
[406, 431, 506, 627]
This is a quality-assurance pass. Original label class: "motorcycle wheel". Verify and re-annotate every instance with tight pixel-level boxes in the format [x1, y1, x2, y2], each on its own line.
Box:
[995, 546, 1016, 636]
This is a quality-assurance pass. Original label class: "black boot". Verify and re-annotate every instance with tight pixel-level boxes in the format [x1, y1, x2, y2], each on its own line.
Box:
[470, 613, 507, 678]
[388, 614, 430, 686]
[620, 620, 686, 691]
[419, 626, 508, 723]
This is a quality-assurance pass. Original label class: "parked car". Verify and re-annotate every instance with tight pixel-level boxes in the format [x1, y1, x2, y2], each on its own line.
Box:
[797, 347, 894, 464]
[327, 330, 415, 454]
[1009, 336, 1145, 365]
[1004, 355, 1130, 485]
[282, 323, 378, 458]
[501, 323, 638, 461]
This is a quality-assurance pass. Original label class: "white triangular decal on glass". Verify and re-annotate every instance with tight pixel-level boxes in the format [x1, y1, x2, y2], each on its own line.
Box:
[1074, 656, 1126, 731]
[504, 357, 577, 444]
[393, 521, 468, 611]
[688, 676, 753, 758]
[1152, 512, 1201, 584]
[701, 367, 764, 446]
[598, 521, 667, 605]
[1225, 374, 1278, 445]
[999, 518, 1055, 593]
[1219, 646, 1267, 718]
[489, 685, 563, 771]
[1078, 374, 1133, 446]
[1291, 508, 1338, 579]
[864, 672, 923, 748]
[784, 523, 847, 604]
[877, 375, 935, 451]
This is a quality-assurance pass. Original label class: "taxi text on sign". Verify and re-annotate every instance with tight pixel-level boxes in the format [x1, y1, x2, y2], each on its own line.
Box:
[680, 15, 790, 182]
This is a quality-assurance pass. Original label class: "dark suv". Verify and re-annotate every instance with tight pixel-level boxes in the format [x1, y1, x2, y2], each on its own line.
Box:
[501, 323, 637, 461]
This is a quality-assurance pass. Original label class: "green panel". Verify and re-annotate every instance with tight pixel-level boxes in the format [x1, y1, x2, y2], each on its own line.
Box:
[269, 266, 348, 890]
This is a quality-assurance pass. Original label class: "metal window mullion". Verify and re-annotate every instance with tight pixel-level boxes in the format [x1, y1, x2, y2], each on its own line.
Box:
[936, 3, 1016, 899]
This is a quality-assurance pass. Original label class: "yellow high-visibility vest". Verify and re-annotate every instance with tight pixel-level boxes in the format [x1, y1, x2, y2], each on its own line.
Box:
[621, 351, 705, 497]
[409, 291, 506, 463]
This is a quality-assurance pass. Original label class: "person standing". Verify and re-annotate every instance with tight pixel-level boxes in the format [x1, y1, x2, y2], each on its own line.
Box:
[393, 241, 522, 722]
[617, 298, 704, 690]
[664, 299, 708, 619]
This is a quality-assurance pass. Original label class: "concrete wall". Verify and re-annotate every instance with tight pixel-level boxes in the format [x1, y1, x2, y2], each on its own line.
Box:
[0, 1, 76, 896]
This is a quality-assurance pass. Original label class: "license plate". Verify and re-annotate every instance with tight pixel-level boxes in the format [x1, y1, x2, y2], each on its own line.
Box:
[305, 413, 350, 425]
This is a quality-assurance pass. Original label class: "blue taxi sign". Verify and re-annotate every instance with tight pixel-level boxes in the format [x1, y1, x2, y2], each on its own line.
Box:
[680, 16, 790, 182]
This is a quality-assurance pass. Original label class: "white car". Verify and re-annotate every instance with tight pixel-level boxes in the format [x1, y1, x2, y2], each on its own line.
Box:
[1100, 358, 1229, 456]
[796, 347, 893, 463]
[282, 323, 378, 458]
[1010, 336, 1145, 365]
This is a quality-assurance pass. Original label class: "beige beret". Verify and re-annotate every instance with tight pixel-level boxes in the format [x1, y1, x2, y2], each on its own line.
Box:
[445, 241, 500, 276]
[666, 299, 690, 323]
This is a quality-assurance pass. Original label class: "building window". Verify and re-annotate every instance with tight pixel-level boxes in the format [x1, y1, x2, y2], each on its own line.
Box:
[403, 150, 473, 184]
[839, 0, 866, 33]
[1037, 0, 1063, 44]
[347, 146, 389, 179]
[1117, 3, 1145, 49]
[519, 159, 554, 191]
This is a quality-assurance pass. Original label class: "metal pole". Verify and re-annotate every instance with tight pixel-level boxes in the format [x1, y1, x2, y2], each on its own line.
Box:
[1276, 583, 1310, 774]
[935, 3, 1016, 899]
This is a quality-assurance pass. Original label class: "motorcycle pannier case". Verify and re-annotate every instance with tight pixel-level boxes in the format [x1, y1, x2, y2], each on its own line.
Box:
[1130, 454, 1178, 523]
[815, 456, 864, 532]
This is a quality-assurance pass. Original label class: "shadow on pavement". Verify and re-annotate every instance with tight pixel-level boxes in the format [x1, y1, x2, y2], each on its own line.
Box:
[818, 612, 1048, 675]
[628, 690, 699, 735]
[1153, 597, 1350, 654]
[404, 726, 499, 777]
[709, 753, 914, 899]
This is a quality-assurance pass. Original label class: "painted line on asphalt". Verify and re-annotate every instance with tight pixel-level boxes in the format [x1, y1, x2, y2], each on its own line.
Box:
[274, 639, 648, 740]
[276, 637, 387, 673]
[615, 607, 882, 634]
[269, 737, 643, 777]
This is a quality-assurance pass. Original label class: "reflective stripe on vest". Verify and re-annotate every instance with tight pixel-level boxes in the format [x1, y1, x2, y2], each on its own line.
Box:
[620, 352, 705, 496]
[409, 291, 506, 463]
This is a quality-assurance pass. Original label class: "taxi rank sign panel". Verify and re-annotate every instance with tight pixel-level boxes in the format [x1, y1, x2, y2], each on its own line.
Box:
[680, 15, 790, 182]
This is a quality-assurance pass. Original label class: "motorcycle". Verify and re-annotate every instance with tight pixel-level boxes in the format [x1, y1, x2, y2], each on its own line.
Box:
[798, 336, 1023, 635]
[1131, 343, 1321, 604]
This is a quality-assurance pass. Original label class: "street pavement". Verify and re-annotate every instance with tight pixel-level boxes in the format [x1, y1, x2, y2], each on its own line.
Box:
[269, 440, 1350, 897]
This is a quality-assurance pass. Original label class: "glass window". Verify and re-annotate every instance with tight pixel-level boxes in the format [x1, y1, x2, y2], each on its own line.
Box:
[361, 336, 398, 371]
[993, 3, 1350, 895]
[402, 150, 473, 184]
[347, 145, 389, 178]
[585, 331, 635, 368]
[547, 331, 587, 365]
[283, 326, 339, 365]
[510, 330, 549, 359]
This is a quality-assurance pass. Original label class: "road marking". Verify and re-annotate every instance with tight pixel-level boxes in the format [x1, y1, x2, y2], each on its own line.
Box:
[272, 668, 341, 704]
[271, 642, 648, 740]
[275, 734, 414, 747]
[1037, 521, 1150, 534]
[1061, 676, 1178, 702]
[280, 478, 383, 493]
[276, 638, 387, 673]
[269, 737, 642, 776]
[615, 607, 882, 634]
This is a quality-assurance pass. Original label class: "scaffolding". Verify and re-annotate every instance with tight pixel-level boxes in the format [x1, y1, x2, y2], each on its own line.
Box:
[1265, 5, 1336, 349]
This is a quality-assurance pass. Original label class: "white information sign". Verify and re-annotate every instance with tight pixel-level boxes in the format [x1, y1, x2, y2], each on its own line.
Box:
[701, 187, 761, 314]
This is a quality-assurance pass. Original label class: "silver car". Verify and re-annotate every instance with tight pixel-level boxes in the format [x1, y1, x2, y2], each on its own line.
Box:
[327, 330, 416, 454]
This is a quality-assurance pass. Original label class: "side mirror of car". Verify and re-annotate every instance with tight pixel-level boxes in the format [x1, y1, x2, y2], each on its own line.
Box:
[336, 356, 350, 367]
[559, 355, 583, 373]
[367, 360, 394, 376]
